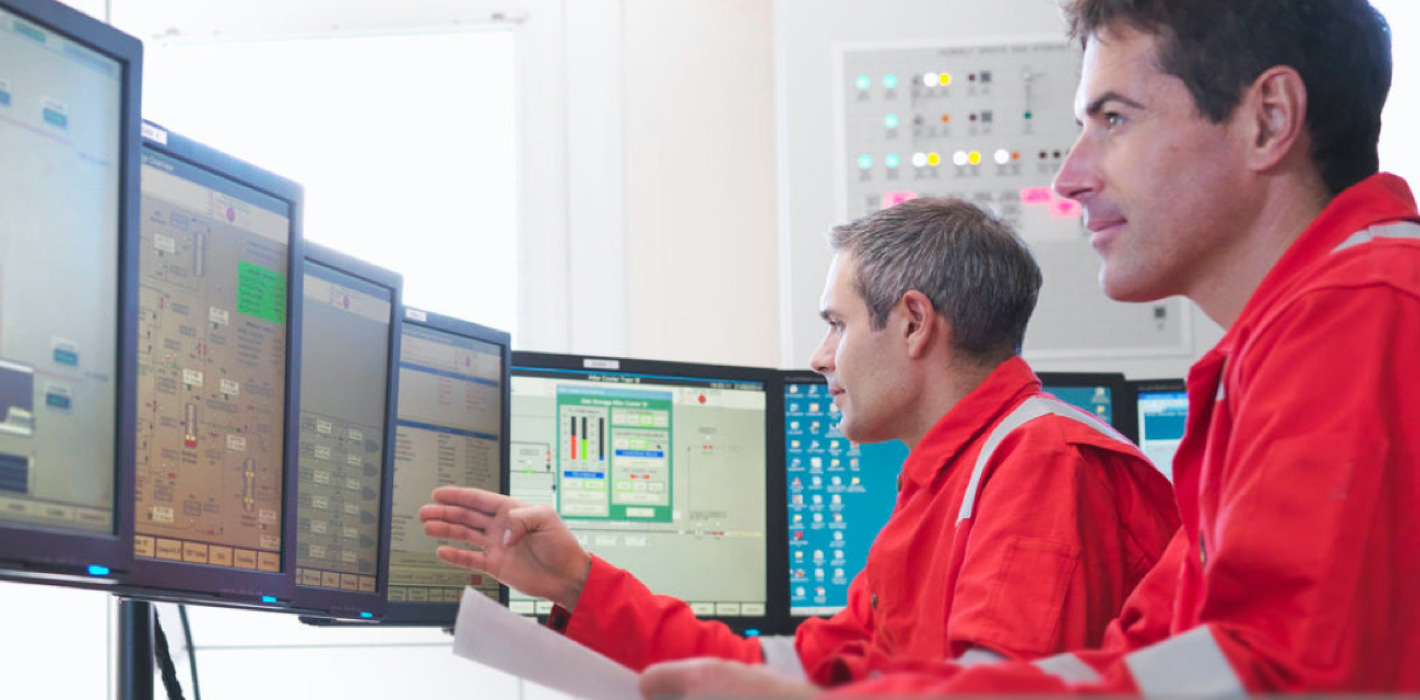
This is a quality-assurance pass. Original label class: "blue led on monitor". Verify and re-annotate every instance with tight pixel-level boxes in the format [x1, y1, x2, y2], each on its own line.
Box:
[784, 378, 904, 618]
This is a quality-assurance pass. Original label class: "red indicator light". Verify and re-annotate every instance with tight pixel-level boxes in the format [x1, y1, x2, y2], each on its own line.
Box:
[940, 114, 950, 123]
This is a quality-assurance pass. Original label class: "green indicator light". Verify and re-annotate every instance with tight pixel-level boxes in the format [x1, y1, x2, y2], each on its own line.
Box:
[884, 114, 899, 129]
[1024, 110, 1034, 120]
[857, 154, 873, 170]
[885, 153, 901, 169]
[883, 74, 899, 89]
[855, 75, 871, 91]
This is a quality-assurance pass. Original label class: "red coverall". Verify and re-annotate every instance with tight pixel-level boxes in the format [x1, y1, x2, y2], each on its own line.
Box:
[547, 357, 1179, 680]
[832, 174, 1420, 694]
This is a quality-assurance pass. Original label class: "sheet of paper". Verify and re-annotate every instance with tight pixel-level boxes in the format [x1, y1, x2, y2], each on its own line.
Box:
[452, 587, 640, 700]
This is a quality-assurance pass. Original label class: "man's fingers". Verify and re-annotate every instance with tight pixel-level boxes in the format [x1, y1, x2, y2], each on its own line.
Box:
[422, 519, 497, 549]
[435, 545, 490, 572]
[418, 503, 497, 533]
[430, 485, 507, 515]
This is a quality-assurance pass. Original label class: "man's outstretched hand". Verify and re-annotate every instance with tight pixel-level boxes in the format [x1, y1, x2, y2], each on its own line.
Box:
[418, 486, 592, 610]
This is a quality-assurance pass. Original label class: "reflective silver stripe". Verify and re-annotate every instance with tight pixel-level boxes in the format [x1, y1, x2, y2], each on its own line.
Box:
[958, 398, 1050, 521]
[1332, 220, 1420, 253]
[1033, 652, 1102, 684]
[757, 635, 807, 681]
[1124, 626, 1247, 699]
[956, 647, 1008, 667]
[958, 396, 1139, 521]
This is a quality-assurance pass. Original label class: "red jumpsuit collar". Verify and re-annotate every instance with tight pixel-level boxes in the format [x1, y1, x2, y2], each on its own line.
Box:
[898, 356, 1042, 489]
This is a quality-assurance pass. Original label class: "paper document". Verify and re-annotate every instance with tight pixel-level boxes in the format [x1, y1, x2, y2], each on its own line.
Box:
[453, 587, 640, 700]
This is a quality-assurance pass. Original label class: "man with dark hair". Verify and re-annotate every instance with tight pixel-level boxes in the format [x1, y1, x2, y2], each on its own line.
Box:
[418, 197, 1177, 685]
[641, 0, 1420, 695]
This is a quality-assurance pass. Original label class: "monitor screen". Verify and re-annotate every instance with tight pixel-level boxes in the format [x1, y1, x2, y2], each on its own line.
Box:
[784, 369, 1135, 621]
[292, 247, 399, 618]
[125, 124, 302, 607]
[510, 353, 781, 631]
[384, 310, 509, 624]
[1039, 372, 1136, 443]
[0, 0, 139, 582]
[783, 374, 905, 618]
[1133, 380, 1186, 481]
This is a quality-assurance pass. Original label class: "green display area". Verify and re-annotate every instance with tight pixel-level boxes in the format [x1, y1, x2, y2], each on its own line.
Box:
[555, 389, 673, 523]
[237, 260, 287, 324]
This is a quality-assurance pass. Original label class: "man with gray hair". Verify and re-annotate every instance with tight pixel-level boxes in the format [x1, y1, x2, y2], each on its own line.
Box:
[419, 197, 1177, 684]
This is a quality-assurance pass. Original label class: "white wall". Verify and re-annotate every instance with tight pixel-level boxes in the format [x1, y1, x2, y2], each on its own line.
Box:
[772, 0, 1222, 378]
[622, 0, 780, 367]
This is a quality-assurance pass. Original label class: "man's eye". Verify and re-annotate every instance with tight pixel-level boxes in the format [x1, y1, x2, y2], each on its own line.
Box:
[1105, 112, 1125, 127]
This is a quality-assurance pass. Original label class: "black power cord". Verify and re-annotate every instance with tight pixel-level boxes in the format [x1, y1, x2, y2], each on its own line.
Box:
[152, 610, 186, 700]
[178, 605, 202, 700]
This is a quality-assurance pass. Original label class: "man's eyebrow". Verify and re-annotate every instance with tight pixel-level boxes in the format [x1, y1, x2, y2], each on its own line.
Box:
[1085, 91, 1147, 117]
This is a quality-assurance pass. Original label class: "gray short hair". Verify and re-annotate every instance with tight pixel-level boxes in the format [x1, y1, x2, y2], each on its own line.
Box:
[829, 198, 1042, 362]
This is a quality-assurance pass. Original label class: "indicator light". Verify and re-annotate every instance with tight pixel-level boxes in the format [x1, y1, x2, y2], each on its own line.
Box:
[994, 149, 1011, 165]
[261, 596, 277, 604]
[87, 564, 110, 577]
[939, 72, 953, 86]
[857, 154, 873, 170]
[883, 74, 898, 89]
[922, 73, 939, 88]
[855, 75, 871, 91]
[884, 114, 899, 129]
[885, 153, 901, 169]
[940, 114, 950, 124]
[360, 612, 374, 619]
[927, 152, 942, 167]
[1024, 110, 1034, 120]
[911, 152, 928, 168]
[952, 151, 969, 167]
[968, 151, 982, 165]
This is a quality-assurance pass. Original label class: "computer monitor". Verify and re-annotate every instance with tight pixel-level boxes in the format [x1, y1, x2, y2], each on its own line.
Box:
[0, 0, 141, 586]
[783, 368, 1136, 622]
[380, 308, 509, 626]
[782, 371, 905, 620]
[121, 122, 305, 609]
[510, 352, 786, 634]
[290, 243, 401, 621]
[1038, 372, 1137, 443]
[1131, 379, 1186, 481]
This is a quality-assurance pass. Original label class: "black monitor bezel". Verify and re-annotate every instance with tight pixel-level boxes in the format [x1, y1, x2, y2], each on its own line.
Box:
[510, 350, 789, 636]
[287, 242, 402, 621]
[0, 0, 142, 588]
[1037, 371, 1137, 444]
[354, 307, 512, 628]
[116, 122, 307, 611]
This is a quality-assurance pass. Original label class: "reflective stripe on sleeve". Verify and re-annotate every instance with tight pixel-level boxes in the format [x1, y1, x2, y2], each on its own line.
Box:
[956, 647, 1008, 667]
[958, 396, 1138, 521]
[1333, 220, 1420, 252]
[1123, 626, 1247, 700]
[758, 635, 807, 681]
[1033, 652, 1102, 684]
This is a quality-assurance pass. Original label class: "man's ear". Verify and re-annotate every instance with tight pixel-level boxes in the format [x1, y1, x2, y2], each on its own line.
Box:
[1242, 66, 1308, 173]
[900, 290, 939, 359]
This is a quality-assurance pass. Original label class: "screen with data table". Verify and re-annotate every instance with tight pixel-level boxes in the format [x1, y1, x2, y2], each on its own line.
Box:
[383, 311, 509, 625]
